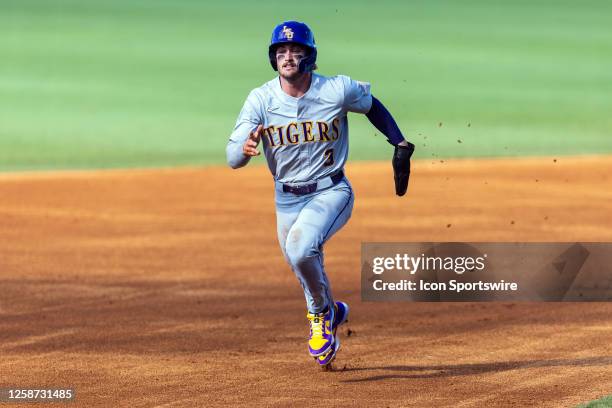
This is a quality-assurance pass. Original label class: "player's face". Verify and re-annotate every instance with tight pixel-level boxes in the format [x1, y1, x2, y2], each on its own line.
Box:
[276, 44, 307, 80]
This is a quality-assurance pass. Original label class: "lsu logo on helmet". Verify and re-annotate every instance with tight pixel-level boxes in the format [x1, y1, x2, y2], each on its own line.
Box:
[281, 26, 294, 40]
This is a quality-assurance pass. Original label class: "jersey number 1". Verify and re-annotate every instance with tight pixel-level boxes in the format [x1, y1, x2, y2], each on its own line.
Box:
[323, 148, 334, 166]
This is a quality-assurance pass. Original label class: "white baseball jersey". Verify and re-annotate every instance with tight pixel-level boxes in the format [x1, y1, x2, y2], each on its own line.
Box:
[226, 73, 372, 183]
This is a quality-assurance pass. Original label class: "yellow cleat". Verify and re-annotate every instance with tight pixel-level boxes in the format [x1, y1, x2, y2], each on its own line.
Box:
[306, 307, 334, 356]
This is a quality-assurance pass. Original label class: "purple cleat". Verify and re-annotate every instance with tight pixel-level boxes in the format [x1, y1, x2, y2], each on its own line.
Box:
[306, 305, 336, 357]
[316, 301, 349, 369]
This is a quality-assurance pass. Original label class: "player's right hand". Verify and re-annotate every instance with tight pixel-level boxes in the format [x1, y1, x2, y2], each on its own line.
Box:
[243, 124, 263, 157]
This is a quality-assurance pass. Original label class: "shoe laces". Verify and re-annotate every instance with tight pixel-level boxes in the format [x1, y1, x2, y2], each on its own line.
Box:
[308, 313, 325, 339]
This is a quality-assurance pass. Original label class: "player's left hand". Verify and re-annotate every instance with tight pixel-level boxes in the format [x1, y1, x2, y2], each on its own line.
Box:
[392, 141, 415, 196]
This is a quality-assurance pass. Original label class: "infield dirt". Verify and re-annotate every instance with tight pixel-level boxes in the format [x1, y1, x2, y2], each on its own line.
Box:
[1, 156, 611, 407]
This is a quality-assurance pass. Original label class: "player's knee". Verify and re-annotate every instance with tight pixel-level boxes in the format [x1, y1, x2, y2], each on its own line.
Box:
[285, 239, 318, 268]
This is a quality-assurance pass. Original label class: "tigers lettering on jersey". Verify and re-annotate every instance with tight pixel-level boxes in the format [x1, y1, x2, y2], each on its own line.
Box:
[263, 117, 341, 148]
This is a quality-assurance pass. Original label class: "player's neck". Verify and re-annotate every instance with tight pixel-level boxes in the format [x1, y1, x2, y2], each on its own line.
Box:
[279, 72, 312, 98]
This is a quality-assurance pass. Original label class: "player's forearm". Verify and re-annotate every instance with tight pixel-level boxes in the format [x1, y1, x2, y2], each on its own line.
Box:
[226, 140, 251, 169]
[365, 96, 406, 146]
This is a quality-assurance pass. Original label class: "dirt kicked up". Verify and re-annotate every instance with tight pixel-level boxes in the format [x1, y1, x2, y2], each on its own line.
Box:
[1, 156, 611, 407]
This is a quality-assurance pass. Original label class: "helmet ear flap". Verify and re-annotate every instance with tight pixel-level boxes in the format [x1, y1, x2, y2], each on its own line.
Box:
[269, 46, 279, 71]
[298, 48, 317, 72]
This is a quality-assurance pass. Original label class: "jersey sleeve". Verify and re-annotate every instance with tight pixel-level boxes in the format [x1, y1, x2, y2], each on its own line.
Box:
[340, 75, 373, 114]
[226, 91, 263, 169]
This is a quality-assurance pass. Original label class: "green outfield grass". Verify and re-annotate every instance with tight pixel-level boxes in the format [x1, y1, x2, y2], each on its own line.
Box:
[577, 395, 612, 408]
[1, 0, 611, 171]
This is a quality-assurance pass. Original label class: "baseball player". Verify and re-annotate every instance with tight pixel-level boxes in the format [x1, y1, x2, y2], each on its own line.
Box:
[226, 21, 414, 368]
